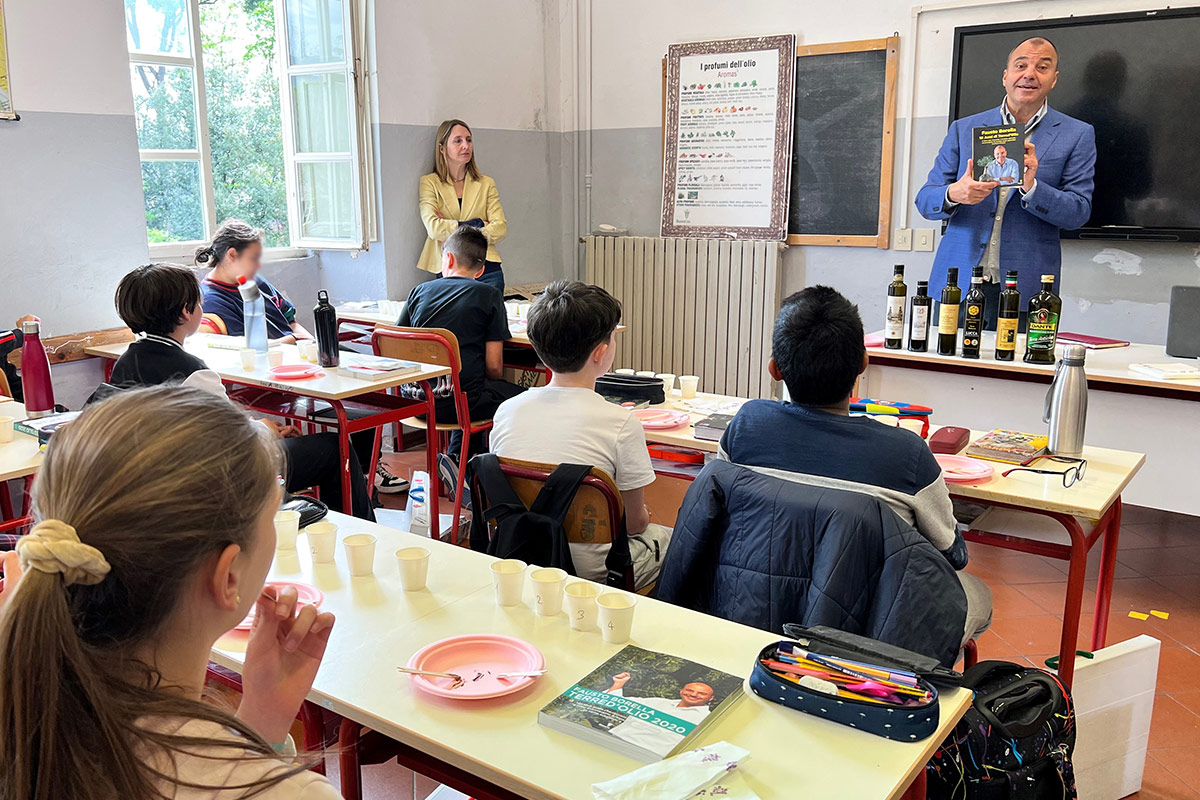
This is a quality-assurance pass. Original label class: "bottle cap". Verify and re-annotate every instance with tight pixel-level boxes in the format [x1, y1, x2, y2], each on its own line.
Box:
[237, 275, 248, 285]
[917, 280, 928, 287]
[20, 320, 39, 335]
[947, 267, 959, 281]
[1041, 274, 1055, 282]
[893, 264, 905, 274]
[1063, 345, 1086, 366]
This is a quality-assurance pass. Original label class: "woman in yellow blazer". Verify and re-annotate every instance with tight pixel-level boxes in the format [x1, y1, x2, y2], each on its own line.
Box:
[418, 119, 508, 292]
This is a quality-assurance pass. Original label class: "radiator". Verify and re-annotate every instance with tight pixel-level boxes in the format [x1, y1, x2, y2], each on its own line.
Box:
[584, 236, 783, 400]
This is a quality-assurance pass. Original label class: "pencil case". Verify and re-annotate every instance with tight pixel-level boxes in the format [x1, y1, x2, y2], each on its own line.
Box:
[750, 634, 946, 741]
[595, 374, 665, 405]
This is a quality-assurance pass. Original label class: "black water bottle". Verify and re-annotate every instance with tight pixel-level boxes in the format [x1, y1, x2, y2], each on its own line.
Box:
[313, 290, 340, 368]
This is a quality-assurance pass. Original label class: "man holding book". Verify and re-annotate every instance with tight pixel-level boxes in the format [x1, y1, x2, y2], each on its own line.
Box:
[916, 36, 1096, 325]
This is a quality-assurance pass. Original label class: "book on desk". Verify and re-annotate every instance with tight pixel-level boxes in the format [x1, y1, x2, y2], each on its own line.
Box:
[336, 353, 421, 380]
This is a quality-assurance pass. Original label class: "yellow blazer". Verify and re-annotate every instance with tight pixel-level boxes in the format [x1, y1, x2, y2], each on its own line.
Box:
[417, 172, 507, 273]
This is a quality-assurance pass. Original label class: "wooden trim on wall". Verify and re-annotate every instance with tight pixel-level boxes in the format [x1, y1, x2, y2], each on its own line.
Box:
[7, 327, 134, 369]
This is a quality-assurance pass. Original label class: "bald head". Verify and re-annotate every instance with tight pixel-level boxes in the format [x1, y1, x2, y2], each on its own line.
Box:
[1002, 37, 1059, 118]
[1007, 37, 1058, 67]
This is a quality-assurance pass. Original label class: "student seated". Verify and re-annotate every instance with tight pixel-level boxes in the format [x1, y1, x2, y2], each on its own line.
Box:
[0, 315, 40, 400]
[196, 219, 312, 344]
[717, 286, 991, 645]
[488, 281, 670, 590]
[195, 219, 407, 495]
[397, 225, 523, 476]
[0, 387, 340, 798]
[110, 263, 375, 520]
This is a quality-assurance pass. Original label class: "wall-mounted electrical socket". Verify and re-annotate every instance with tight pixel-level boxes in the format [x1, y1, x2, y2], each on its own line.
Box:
[893, 228, 912, 251]
[915, 229, 935, 252]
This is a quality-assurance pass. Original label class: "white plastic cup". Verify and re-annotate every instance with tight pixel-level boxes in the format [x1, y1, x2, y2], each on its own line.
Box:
[530, 567, 567, 616]
[656, 373, 676, 395]
[679, 375, 700, 399]
[239, 348, 257, 370]
[635, 370, 656, 378]
[614, 368, 636, 376]
[343, 534, 377, 576]
[0, 416, 13, 444]
[491, 559, 527, 606]
[564, 580, 602, 631]
[395, 546, 430, 591]
[305, 521, 338, 563]
[273, 509, 301, 550]
[305, 341, 320, 361]
[597, 592, 638, 643]
[267, 349, 284, 368]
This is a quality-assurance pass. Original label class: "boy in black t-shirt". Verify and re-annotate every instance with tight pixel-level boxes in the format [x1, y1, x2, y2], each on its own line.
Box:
[398, 226, 523, 467]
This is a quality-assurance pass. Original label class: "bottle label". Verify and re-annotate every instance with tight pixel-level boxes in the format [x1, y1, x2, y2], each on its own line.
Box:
[996, 317, 1018, 350]
[911, 306, 929, 339]
[938, 303, 959, 335]
[1026, 309, 1060, 351]
[963, 303, 983, 349]
[885, 297, 905, 339]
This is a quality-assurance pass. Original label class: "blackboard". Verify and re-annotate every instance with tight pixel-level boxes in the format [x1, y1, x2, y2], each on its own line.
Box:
[787, 38, 898, 248]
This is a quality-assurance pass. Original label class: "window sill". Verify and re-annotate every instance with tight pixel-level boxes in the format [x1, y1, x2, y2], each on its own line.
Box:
[146, 245, 312, 264]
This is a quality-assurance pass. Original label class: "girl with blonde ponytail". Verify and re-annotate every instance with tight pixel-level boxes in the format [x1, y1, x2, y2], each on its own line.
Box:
[0, 387, 340, 799]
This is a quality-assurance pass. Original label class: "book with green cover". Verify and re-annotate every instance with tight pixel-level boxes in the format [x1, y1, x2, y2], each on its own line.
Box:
[538, 645, 744, 762]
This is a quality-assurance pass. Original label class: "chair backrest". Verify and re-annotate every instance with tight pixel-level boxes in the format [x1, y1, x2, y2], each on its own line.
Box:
[372, 325, 467, 413]
[0, 368, 10, 399]
[489, 456, 626, 547]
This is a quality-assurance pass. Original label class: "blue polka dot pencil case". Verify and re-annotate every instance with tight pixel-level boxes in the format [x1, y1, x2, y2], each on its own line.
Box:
[749, 640, 941, 741]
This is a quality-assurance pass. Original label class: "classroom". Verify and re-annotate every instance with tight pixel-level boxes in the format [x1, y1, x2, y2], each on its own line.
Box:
[0, 0, 1197, 797]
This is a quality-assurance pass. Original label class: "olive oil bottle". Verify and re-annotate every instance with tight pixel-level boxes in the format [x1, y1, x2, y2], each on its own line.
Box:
[961, 266, 986, 359]
[884, 265, 907, 350]
[936, 267, 961, 356]
[909, 281, 931, 352]
[995, 271, 1020, 361]
[1024, 274, 1062, 364]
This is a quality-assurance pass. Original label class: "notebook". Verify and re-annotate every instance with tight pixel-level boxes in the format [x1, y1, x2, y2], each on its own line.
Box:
[1057, 332, 1130, 350]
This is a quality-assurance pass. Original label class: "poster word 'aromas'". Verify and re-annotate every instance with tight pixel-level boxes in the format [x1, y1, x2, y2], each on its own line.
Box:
[662, 34, 795, 240]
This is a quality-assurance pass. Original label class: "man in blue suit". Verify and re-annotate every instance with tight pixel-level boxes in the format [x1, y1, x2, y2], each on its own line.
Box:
[916, 37, 1096, 326]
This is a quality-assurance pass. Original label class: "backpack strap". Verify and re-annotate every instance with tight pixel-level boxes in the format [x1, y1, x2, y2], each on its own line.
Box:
[961, 659, 1066, 739]
[467, 454, 530, 554]
[528, 463, 593, 519]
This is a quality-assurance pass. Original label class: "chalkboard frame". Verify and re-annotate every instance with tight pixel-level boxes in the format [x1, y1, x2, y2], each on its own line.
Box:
[786, 37, 899, 248]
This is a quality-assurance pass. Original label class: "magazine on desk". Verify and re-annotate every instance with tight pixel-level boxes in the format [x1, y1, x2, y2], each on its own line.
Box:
[337, 353, 421, 380]
[538, 645, 744, 762]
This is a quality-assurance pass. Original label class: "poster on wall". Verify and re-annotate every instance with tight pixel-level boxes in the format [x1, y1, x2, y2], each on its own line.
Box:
[661, 34, 795, 240]
[0, 0, 14, 121]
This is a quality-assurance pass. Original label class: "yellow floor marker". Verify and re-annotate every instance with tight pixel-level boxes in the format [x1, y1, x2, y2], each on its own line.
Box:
[1128, 611, 1150, 621]
[1150, 610, 1169, 620]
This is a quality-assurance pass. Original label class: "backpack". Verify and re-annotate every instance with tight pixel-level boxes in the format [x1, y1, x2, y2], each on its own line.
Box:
[468, 454, 634, 586]
[926, 660, 1077, 800]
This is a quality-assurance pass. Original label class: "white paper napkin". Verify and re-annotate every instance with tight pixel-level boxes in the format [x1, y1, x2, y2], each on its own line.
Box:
[592, 742, 761, 800]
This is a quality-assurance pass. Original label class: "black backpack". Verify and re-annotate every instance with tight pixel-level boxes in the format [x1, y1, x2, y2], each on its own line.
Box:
[926, 660, 1077, 800]
[468, 454, 634, 586]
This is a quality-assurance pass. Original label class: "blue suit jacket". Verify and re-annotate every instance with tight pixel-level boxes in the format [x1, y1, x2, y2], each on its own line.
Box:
[915, 107, 1096, 302]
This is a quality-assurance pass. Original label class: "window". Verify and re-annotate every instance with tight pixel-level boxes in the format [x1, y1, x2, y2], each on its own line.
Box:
[124, 0, 372, 255]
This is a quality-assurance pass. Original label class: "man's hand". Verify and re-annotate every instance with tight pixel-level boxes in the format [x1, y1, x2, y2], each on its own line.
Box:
[609, 671, 632, 691]
[947, 164, 1000, 206]
[1022, 141, 1039, 193]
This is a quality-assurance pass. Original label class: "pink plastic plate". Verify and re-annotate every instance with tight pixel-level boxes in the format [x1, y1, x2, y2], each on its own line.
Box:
[234, 581, 324, 631]
[864, 333, 886, 348]
[267, 364, 325, 381]
[934, 454, 995, 483]
[633, 409, 692, 430]
[405, 634, 545, 699]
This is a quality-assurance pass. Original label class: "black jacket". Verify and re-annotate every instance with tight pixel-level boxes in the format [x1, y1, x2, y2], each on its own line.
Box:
[657, 460, 968, 666]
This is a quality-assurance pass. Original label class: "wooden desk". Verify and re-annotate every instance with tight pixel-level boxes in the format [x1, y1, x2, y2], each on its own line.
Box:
[0, 401, 42, 483]
[641, 391, 750, 453]
[214, 512, 971, 800]
[84, 338, 453, 525]
[861, 331, 1192, 514]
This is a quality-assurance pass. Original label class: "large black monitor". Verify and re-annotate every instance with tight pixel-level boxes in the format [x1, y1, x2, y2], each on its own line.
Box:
[950, 8, 1200, 242]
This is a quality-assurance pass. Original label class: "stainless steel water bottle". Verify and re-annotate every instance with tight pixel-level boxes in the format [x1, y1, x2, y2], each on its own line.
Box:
[1044, 344, 1088, 458]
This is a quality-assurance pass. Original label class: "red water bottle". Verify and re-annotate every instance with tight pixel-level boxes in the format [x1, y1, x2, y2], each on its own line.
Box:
[20, 320, 55, 418]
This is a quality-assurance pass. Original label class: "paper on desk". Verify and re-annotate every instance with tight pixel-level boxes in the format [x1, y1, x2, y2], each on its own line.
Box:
[592, 742, 760, 800]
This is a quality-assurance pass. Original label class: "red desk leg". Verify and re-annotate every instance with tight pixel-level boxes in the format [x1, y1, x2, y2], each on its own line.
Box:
[420, 381, 440, 535]
[338, 717, 363, 800]
[1092, 497, 1123, 650]
[327, 399, 355, 513]
[900, 766, 927, 800]
[1056, 516, 1090, 687]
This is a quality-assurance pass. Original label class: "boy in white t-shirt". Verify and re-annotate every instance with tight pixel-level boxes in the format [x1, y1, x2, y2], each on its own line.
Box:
[489, 281, 671, 589]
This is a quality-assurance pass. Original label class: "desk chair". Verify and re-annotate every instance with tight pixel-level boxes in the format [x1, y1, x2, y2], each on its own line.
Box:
[471, 456, 642, 593]
[372, 325, 492, 540]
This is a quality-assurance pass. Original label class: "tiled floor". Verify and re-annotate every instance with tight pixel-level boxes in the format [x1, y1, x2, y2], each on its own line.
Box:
[374, 454, 1199, 799]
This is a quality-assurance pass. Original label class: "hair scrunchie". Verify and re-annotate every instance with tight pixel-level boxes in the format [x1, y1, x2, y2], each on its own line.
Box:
[16, 520, 111, 587]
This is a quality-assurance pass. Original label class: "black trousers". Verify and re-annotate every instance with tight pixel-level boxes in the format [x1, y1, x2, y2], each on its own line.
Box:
[435, 379, 526, 458]
[281, 433, 375, 521]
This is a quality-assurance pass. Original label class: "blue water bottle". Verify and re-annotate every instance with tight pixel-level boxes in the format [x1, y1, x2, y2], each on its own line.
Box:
[237, 275, 268, 353]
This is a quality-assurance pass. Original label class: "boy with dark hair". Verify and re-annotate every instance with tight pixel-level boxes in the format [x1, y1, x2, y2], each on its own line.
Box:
[720, 285, 991, 643]
[397, 225, 523, 471]
[489, 281, 670, 589]
[109, 263, 376, 520]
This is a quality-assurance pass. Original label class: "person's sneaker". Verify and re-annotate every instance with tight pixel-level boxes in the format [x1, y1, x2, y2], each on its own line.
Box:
[374, 461, 410, 494]
[436, 452, 472, 510]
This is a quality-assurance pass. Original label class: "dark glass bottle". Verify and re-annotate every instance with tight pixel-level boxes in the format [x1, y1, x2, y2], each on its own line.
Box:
[909, 281, 931, 352]
[884, 265, 907, 349]
[936, 267, 961, 356]
[961, 266, 986, 359]
[313, 290, 340, 368]
[995, 270, 1020, 361]
[1024, 274, 1062, 364]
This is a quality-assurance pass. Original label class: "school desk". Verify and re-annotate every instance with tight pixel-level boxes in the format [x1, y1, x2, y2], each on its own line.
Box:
[212, 511, 971, 800]
[84, 339, 454, 529]
[0, 400, 41, 519]
[861, 329, 1193, 514]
